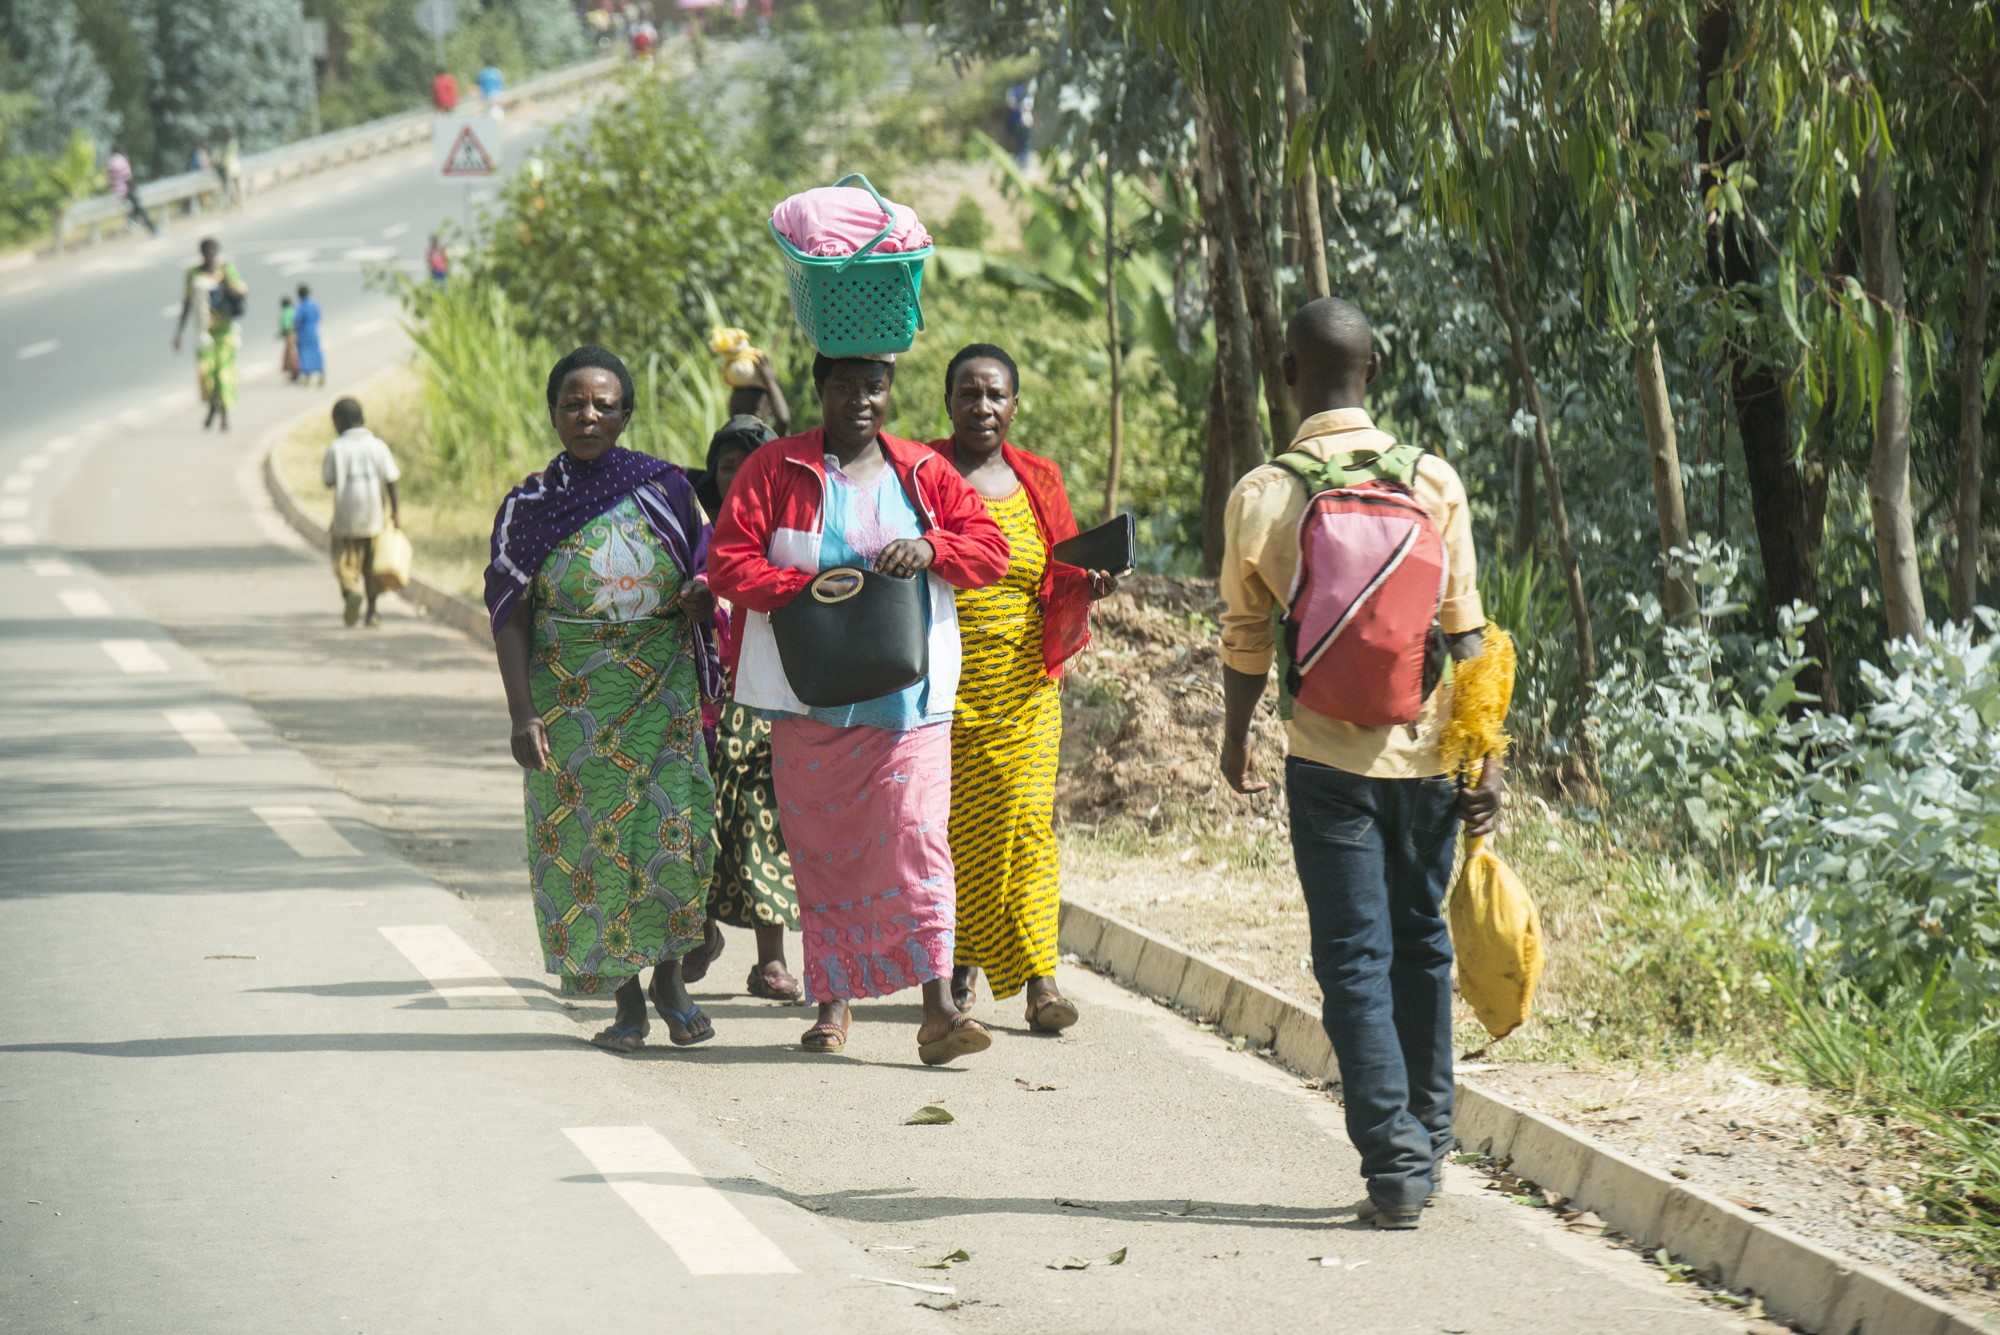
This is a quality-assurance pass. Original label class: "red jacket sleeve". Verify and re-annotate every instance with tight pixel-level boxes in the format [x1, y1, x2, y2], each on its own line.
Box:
[921, 461, 1010, 590]
[708, 445, 812, 613]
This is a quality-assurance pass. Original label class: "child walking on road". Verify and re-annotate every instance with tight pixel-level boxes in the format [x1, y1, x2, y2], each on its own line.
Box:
[1216, 297, 1503, 1230]
[322, 398, 401, 628]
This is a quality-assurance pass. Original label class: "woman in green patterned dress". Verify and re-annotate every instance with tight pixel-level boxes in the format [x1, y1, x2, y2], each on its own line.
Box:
[487, 346, 723, 1053]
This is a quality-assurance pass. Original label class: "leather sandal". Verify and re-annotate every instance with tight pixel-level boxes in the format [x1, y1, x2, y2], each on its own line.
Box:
[918, 1015, 992, 1067]
[747, 962, 804, 1003]
[801, 1017, 849, 1053]
[1026, 995, 1079, 1033]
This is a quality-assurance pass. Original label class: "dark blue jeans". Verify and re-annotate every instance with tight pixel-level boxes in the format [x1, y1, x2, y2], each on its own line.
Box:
[1287, 757, 1458, 1208]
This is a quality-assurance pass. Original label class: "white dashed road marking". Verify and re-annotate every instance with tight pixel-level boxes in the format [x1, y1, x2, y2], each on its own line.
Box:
[381, 221, 411, 239]
[46, 436, 77, 453]
[58, 589, 112, 618]
[19, 455, 48, 472]
[0, 524, 33, 545]
[3, 476, 31, 494]
[101, 639, 168, 674]
[27, 557, 71, 576]
[252, 805, 361, 859]
[17, 340, 58, 360]
[562, 1127, 801, 1276]
[377, 924, 526, 1005]
[164, 708, 249, 756]
[0, 498, 27, 518]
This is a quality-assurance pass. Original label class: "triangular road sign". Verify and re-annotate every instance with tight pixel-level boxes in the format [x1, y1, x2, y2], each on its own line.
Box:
[439, 123, 495, 178]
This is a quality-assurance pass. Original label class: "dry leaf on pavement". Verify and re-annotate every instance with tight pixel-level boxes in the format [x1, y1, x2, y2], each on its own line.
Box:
[904, 1105, 955, 1125]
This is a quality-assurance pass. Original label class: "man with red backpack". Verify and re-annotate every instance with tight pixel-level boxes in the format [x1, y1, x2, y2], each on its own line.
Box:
[1217, 296, 1503, 1230]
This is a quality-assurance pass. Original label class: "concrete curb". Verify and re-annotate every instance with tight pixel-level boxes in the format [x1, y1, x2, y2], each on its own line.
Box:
[259, 375, 490, 644]
[1055, 899, 1991, 1335]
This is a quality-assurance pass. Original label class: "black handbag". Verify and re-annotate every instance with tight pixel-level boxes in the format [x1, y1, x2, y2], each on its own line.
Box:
[1050, 512, 1136, 574]
[770, 566, 929, 708]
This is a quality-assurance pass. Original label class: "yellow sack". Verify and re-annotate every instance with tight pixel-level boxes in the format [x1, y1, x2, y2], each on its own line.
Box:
[1448, 835, 1543, 1039]
[370, 520, 413, 592]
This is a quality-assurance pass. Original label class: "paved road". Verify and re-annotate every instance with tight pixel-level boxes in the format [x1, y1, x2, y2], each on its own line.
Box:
[0, 66, 1766, 1335]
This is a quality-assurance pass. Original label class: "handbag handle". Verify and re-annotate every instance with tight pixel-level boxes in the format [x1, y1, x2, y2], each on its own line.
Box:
[831, 172, 898, 272]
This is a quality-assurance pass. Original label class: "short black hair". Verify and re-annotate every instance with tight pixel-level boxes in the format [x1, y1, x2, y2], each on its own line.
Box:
[1286, 297, 1373, 383]
[811, 353, 896, 390]
[296, 283, 311, 298]
[331, 398, 364, 431]
[546, 344, 635, 412]
[945, 343, 1019, 399]
[198, 237, 219, 255]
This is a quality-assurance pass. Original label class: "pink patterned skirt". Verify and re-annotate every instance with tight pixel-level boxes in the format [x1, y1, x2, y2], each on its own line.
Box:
[768, 717, 956, 1003]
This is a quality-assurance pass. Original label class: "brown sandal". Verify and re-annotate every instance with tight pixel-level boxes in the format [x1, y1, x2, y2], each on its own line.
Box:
[918, 1015, 992, 1067]
[747, 962, 804, 1003]
[801, 1017, 849, 1053]
[1026, 995, 1079, 1033]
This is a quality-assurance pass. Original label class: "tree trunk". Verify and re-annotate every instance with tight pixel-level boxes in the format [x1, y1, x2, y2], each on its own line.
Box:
[1482, 231, 1597, 694]
[1101, 154, 1125, 524]
[1857, 134, 1926, 642]
[1282, 23, 1330, 303]
[1635, 324, 1697, 620]
[1697, 3, 1839, 709]
[1197, 109, 1262, 573]
[1954, 98, 1999, 623]
[1208, 99, 1298, 451]
[1508, 380, 1536, 559]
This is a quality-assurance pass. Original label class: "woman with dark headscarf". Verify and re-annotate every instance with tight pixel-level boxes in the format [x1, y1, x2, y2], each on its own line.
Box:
[928, 343, 1118, 1031]
[488, 346, 722, 1053]
[709, 352, 1010, 1063]
[682, 415, 805, 1002]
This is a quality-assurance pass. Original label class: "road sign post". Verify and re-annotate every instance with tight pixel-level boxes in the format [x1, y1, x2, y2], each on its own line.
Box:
[413, 0, 456, 68]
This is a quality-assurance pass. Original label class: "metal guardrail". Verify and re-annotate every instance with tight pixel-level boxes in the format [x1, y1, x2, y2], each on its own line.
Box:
[50, 55, 617, 255]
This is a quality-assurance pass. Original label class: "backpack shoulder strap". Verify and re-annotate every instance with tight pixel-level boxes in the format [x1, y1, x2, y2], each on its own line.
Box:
[1273, 451, 1355, 492]
[1371, 441, 1426, 488]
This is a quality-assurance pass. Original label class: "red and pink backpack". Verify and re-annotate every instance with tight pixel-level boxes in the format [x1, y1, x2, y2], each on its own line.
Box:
[1275, 443, 1448, 728]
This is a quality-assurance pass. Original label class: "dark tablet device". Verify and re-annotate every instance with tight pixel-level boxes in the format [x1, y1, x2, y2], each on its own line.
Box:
[1050, 512, 1135, 574]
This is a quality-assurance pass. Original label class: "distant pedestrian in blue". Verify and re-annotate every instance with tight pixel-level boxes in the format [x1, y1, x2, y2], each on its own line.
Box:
[295, 284, 326, 386]
[478, 63, 505, 101]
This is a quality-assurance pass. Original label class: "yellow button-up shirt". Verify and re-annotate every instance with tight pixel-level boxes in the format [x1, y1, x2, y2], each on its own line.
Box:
[1219, 408, 1484, 779]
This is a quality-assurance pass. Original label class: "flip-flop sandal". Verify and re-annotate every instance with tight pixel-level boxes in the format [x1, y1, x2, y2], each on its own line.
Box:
[918, 1015, 992, 1067]
[648, 972, 716, 1046]
[801, 1019, 848, 1053]
[589, 1019, 648, 1054]
[1026, 996, 1080, 1033]
[679, 919, 726, 984]
[746, 963, 804, 1003]
[657, 1004, 714, 1047]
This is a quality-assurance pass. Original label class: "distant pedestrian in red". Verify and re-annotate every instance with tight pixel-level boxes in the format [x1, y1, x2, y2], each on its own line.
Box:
[426, 234, 450, 286]
[431, 67, 458, 112]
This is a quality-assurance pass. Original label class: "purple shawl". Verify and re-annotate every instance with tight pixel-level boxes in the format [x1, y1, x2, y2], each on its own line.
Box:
[485, 446, 722, 699]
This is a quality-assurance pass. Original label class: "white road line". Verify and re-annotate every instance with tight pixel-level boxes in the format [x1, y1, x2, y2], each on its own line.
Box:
[377, 924, 526, 1004]
[4, 278, 47, 298]
[340, 244, 397, 263]
[0, 524, 33, 545]
[46, 436, 76, 453]
[0, 498, 27, 518]
[381, 221, 411, 239]
[58, 589, 111, 617]
[562, 1127, 801, 1276]
[252, 805, 361, 859]
[153, 389, 186, 410]
[17, 339, 58, 360]
[164, 708, 249, 756]
[3, 476, 31, 494]
[19, 455, 49, 473]
[115, 407, 148, 428]
[101, 639, 168, 674]
[350, 316, 390, 338]
[27, 556, 70, 576]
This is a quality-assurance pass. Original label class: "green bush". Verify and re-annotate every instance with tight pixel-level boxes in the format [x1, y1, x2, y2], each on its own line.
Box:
[1762, 611, 2000, 1016]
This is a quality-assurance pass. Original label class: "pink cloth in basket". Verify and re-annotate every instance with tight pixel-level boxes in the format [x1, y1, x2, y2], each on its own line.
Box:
[771, 186, 932, 258]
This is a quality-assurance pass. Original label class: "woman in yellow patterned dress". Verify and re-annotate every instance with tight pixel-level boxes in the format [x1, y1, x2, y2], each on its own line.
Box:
[929, 344, 1120, 1032]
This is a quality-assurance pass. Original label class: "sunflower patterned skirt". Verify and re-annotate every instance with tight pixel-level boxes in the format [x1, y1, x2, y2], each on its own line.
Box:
[948, 486, 1062, 999]
[709, 701, 798, 931]
[523, 494, 715, 998]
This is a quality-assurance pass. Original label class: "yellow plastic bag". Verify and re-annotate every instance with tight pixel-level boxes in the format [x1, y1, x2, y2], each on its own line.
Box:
[370, 521, 413, 592]
[1448, 835, 1543, 1039]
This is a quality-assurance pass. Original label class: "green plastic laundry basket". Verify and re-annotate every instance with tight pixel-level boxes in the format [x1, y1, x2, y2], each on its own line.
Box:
[768, 173, 931, 358]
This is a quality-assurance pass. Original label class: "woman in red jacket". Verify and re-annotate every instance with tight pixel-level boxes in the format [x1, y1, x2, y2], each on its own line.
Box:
[709, 352, 1009, 1064]
[928, 344, 1120, 1032]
